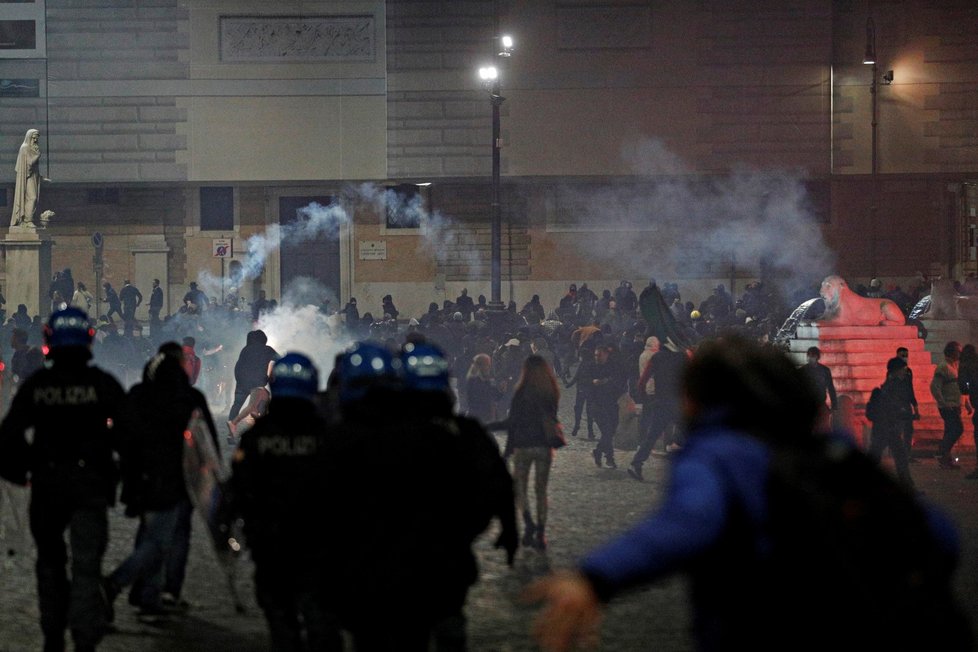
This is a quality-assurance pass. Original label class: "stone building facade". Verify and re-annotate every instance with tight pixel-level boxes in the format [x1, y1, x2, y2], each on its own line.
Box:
[0, 0, 976, 319]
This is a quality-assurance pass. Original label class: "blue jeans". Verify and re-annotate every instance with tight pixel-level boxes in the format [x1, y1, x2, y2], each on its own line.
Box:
[128, 496, 193, 606]
[110, 505, 179, 597]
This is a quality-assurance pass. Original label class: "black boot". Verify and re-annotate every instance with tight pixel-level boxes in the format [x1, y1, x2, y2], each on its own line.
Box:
[521, 510, 537, 547]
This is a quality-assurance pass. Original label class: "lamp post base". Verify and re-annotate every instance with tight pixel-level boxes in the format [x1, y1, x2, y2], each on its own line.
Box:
[485, 300, 509, 340]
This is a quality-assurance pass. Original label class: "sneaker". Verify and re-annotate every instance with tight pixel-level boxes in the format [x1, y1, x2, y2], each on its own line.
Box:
[592, 449, 602, 468]
[160, 592, 190, 612]
[627, 462, 644, 482]
[965, 469, 978, 480]
[665, 443, 683, 454]
[605, 457, 617, 470]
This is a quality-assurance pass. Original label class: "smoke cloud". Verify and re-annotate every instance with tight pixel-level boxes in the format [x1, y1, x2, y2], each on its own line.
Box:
[358, 182, 485, 279]
[192, 185, 484, 301]
[256, 277, 353, 386]
[557, 137, 835, 302]
[242, 200, 351, 282]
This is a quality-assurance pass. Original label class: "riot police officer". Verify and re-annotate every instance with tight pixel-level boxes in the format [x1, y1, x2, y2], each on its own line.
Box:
[0, 307, 127, 652]
[231, 352, 342, 651]
[324, 341, 517, 651]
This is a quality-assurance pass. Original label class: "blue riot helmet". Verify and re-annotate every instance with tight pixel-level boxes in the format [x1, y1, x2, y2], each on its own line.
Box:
[44, 307, 94, 350]
[270, 352, 319, 400]
[337, 341, 401, 405]
[401, 342, 451, 394]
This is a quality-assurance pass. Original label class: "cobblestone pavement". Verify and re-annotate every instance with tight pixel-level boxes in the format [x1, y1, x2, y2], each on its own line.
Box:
[2, 397, 977, 651]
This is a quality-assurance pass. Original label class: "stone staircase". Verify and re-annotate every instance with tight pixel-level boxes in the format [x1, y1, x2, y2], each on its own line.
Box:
[920, 318, 973, 358]
[788, 322, 945, 455]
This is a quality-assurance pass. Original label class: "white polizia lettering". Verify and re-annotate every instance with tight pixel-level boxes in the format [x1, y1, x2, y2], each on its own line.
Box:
[257, 435, 317, 456]
[33, 386, 99, 405]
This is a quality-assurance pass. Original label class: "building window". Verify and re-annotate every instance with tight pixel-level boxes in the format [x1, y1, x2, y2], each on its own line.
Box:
[385, 184, 426, 229]
[200, 187, 234, 231]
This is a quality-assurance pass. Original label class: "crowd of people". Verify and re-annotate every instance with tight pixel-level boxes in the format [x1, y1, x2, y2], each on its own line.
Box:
[0, 269, 971, 651]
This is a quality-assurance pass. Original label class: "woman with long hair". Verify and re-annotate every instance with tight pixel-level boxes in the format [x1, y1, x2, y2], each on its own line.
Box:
[501, 354, 560, 550]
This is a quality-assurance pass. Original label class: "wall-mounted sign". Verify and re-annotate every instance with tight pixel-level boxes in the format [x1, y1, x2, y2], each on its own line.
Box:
[358, 240, 387, 260]
[0, 79, 39, 97]
[213, 238, 232, 258]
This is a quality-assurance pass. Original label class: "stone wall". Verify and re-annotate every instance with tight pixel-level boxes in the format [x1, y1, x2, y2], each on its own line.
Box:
[832, 0, 978, 175]
[44, 0, 190, 181]
[386, 0, 495, 178]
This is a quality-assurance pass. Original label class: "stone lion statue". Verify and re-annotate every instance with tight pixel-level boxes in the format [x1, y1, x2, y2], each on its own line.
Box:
[818, 275, 905, 326]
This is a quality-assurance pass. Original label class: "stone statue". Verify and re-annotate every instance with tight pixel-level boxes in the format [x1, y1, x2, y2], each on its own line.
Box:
[818, 275, 905, 326]
[11, 129, 42, 228]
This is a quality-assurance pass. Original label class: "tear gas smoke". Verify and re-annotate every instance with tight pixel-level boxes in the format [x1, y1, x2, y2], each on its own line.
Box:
[558, 138, 835, 302]
[360, 182, 485, 279]
[241, 200, 350, 282]
[193, 186, 483, 300]
[256, 277, 353, 386]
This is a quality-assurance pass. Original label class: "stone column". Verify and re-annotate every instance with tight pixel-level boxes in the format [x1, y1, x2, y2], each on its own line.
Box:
[3, 226, 53, 318]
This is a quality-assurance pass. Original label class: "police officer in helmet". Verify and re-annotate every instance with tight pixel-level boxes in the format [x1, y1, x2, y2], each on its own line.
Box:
[0, 307, 127, 652]
[231, 352, 342, 651]
[324, 341, 517, 651]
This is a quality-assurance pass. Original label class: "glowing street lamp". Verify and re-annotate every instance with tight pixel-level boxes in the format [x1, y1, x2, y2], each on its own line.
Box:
[479, 65, 499, 84]
[477, 36, 514, 309]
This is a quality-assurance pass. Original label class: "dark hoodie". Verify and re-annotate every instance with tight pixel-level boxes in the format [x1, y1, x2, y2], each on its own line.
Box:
[118, 355, 216, 512]
[233, 330, 279, 391]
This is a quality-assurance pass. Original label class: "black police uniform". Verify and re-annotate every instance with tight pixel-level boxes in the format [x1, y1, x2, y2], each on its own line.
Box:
[231, 397, 342, 652]
[324, 390, 516, 651]
[0, 348, 126, 652]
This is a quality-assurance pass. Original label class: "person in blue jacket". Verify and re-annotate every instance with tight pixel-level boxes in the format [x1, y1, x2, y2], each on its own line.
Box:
[524, 335, 970, 652]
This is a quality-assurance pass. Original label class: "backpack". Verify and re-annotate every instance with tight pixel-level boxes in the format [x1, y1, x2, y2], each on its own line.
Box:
[758, 435, 971, 650]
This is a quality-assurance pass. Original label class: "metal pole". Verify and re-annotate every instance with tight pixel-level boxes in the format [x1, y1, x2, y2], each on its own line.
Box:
[870, 60, 878, 278]
[490, 86, 504, 307]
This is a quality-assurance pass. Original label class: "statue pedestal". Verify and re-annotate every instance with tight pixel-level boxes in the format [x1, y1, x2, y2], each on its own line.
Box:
[3, 226, 53, 318]
[788, 322, 949, 454]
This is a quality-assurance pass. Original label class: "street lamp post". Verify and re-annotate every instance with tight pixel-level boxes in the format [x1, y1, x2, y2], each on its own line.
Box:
[482, 69, 504, 307]
[479, 35, 513, 312]
[864, 17, 879, 278]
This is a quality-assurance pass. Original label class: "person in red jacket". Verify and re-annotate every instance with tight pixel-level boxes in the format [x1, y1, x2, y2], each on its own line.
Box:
[181, 337, 201, 385]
